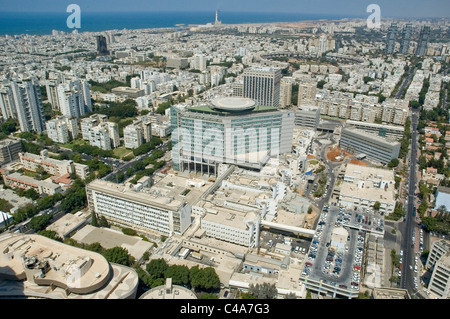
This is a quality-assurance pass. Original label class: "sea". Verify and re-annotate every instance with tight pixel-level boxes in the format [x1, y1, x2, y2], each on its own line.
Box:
[0, 11, 361, 36]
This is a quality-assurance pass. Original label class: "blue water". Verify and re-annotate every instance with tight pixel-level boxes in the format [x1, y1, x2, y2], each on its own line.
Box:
[0, 11, 360, 35]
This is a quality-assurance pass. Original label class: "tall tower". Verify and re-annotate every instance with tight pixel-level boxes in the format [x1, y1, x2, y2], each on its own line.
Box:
[399, 23, 413, 55]
[243, 67, 282, 107]
[385, 23, 398, 55]
[2, 79, 45, 133]
[95, 35, 109, 56]
[214, 10, 222, 26]
[416, 25, 430, 57]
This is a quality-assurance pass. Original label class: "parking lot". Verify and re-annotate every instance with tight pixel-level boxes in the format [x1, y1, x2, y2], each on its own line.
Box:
[260, 230, 310, 257]
[301, 205, 386, 295]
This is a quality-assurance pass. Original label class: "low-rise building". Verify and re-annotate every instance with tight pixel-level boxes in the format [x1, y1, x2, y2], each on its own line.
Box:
[295, 105, 321, 129]
[19, 150, 89, 180]
[2, 171, 63, 195]
[46, 116, 79, 143]
[338, 163, 396, 214]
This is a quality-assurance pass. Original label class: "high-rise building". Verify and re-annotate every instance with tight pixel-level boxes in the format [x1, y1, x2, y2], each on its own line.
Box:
[57, 85, 85, 119]
[46, 118, 70, 144]
[0, 139, 22, 165]
[95, 35, 109, 56]
[0, 79, 45, 133]
[123, 117, 152, 149]
[416, 25, 430, 56]
[192, 54, 207, 72]
[399, 23, 413, 55]
[279, 77, 293, 108]
[45, 79, 62, 110]
[172, 97, 294, 175]
[46, 116, 79, 144]
[297, 83, 317, 106]
[428, 251, 450, 299]
[385, 23, 398, 55]
[243, 67, 282, 107]
[339, 127, 401, 165]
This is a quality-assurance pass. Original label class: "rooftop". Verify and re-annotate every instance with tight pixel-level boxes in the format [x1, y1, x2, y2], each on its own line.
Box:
[187, 103, 277, 116]
[211, 97, 256, 112]
[0, 233, 139, 298]
[87, 173, 211, 211]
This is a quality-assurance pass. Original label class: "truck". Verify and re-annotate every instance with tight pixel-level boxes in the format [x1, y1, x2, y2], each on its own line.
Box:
[191, 252, 203, 260]
[179, 248, 190, 259]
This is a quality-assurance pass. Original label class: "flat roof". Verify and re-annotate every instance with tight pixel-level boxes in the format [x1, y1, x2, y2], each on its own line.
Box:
[0, 233, 112, 294]
[187, 103, 278, 116]
[87, 174, 211, 211]
[211, 97, 256, 112]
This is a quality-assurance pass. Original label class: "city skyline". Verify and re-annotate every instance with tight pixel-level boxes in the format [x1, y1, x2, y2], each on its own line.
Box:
[1, 0, 449, 18]
[0, 0, 448, 301]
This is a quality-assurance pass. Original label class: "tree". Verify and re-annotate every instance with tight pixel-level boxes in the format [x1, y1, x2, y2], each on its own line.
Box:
[373, 201, 381, 211]
[1, 118, 17, 134]
[190, 266, 220, 291]
[28, 214, 52, 231]
[98, 215, 109, 228]
[0, 199, 13, 212]
[164, 265, 190, 286]
[104, 247, 130, 266]
[387, 158, 399, 168]
[248, 283, 278, 299]
[91, 211, 98, 227]
[146, 258, 168, 279]
[38, 229, 61, 241]
[317, 80, 326, 89]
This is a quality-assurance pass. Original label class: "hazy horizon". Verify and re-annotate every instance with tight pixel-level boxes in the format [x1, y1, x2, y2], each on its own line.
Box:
[1, 0, 449, 18]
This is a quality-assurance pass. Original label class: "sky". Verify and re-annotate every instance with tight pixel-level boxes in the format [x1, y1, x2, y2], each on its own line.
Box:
[2, 0, 449, 18]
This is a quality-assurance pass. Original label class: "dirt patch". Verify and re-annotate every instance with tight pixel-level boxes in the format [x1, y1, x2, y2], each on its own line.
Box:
[326, 146, 351, 162]
[349, 159, 368, 166]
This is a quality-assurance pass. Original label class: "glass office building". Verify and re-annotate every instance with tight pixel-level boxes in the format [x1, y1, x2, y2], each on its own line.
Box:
[171, 97, 294, 175]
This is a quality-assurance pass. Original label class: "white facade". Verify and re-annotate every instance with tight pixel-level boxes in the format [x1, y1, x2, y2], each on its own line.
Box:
[46, 118, 70, 144]
[86, 179, 193, 236]
[0, 79, 45, 133]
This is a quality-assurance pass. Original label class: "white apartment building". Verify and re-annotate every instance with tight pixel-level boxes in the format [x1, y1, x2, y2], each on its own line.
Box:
[86, 175, 210, 236]
[81, 114, 119, 150]
[0, 79, 45, 133]
[426, 240, 450, 270]
[279, 77, 293, 108]
[46, 116, 79, 144]
[191, 54, 207, 72]
[89, 125, 112, 151]
[81, 114, 108, 140]
[46, 118, 69, 144]
[55, 80, 92, 118]
[123, 117, 152, 149]
[19, 150, 89, 180]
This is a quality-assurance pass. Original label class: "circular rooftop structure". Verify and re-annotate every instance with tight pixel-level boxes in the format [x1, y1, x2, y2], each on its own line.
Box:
[211, 97, 256, 112]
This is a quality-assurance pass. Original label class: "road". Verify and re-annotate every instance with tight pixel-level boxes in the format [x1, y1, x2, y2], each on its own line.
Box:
[395, 67, 416, 99]
[103, 143, 168, 182]
[399, 107, 422, 296]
